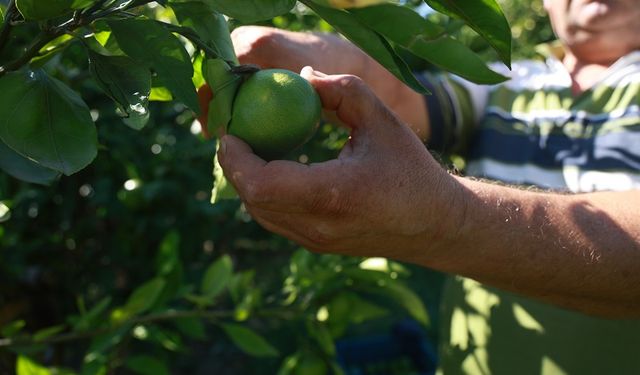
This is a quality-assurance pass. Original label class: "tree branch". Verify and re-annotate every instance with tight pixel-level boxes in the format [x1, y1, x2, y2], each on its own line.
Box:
[0, 306, 298, 348]
[0, 309, 234, 348]
[0, 0, 16, 52]
[0, 0, 159, 77]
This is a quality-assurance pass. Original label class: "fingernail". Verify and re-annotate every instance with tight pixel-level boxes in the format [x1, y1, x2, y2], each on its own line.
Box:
[301, 66, 313, 75]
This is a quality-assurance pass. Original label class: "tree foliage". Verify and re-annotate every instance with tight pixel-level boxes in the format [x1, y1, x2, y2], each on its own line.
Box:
[0, 0, 550, 373]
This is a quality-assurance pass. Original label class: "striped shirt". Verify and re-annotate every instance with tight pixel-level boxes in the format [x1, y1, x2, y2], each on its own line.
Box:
[422, 47, 640, 192]
[420, 47, 640, 375]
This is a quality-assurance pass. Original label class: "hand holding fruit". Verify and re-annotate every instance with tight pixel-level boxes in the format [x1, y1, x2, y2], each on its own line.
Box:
[228, 26, 429, 140]
[217, 67, 465, 259]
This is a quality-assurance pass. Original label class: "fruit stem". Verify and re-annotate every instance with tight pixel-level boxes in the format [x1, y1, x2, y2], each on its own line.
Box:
[230, 64, 261, 75]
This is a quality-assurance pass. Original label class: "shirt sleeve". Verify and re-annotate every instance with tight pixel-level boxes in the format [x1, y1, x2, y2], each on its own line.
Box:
[416, 71, 492, 155]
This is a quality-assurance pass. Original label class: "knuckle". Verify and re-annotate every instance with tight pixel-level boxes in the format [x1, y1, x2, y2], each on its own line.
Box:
[232, 26, 276, 52]
[338, 75, 365, 91]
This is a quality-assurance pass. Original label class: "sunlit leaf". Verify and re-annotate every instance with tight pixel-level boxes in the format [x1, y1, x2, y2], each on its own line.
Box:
[424, 0, 512, 67]
[171, 2, 237, 64]
[350, 4, 508, 84]
[202, 58, 242, 136]
[211, 148, 237, 203]
[304, 1, 427, 94]
[16, 356, 51, 375]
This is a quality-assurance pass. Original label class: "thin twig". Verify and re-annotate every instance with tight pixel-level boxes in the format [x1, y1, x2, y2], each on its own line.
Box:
[0, 0, 158, 77]
[0, 309, 234, 348]
[0, 306, 299, 348]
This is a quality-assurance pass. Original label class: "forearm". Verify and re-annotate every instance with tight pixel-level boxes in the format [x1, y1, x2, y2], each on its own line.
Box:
[419, 178, 640, 317]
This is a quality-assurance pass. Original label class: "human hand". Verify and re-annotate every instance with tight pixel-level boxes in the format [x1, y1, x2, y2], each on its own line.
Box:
[231, 26, 359, 76]
[217, 67, 464, 259]
[198, 26, 357, 134]
[230, 26, 429, 142]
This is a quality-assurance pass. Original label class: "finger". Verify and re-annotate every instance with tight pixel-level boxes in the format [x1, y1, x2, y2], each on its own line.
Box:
[217, 134, 267, 191]
[300, 66, 398, 132]
[231, 26, 279, 68]
[218, 135, 334, 212]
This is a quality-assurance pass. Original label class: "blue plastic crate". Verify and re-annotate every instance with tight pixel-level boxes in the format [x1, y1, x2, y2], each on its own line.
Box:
[336, 319, 437, 375]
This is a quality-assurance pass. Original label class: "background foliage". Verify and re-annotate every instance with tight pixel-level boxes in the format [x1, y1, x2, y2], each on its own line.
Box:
[0, 1, 551, 374]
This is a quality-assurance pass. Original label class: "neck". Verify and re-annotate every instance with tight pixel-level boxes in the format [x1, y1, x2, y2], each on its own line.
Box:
[562, 50, 617, 95]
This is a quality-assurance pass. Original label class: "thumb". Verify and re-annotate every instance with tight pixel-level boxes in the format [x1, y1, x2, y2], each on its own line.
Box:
[217, 134, 267, 191]
[300, 66, 397, 132]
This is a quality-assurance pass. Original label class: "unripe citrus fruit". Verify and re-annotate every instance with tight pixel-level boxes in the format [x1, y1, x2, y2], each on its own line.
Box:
[228, 69, 321, 160]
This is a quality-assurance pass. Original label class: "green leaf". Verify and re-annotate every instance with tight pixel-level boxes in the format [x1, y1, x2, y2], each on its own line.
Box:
[81, 361, 106, 375]
[170, 2, 237, 64]
[155, 230, 180, 276]
[306, 321, 335, 356]
[72, 0, 98, 8]
[202, 58, 242, 136]
[150, 86, 173, 101]
[1, 320, 26, 338]
[371, 280, 430, 326]
[204, 0, 296, 22]
[211, 147, 237, 203]
[73, 297, 112, 332]
[221, 323, 279, 357]
[424, 0, 512, 68]
[107, 18, 200, 114]
[0, 70, 97, 175]
[33, 325, 65, 341]
[16, 356, 51, 375]
[0, 139, 60, 185]
[335, 292, 388, 324]
[88, 50, 151, 130]
[84, 324, 131, 364]
[304, 1, 427, 94]
[174, 317, 207, 340]
[201, 254, 233, 297]
[146, 326, 184, 352]
[16, 0, 73, 20]
[125, 355, 170, 375]
[122, 278, 166, 317]
[350, 4, 508, 84]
